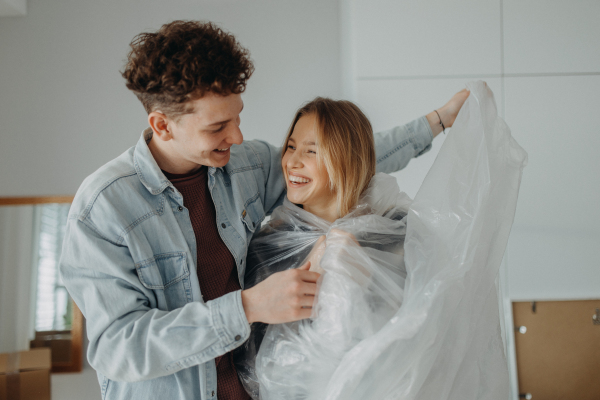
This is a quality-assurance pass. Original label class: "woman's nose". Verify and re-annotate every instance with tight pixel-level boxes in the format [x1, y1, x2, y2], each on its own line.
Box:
[286, 152, 303, 169]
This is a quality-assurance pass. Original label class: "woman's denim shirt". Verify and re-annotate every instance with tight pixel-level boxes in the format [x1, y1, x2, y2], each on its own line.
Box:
[59, 117, 432, 400]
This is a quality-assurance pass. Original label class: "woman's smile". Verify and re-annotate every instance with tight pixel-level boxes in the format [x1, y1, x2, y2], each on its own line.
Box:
[288, 172, 312, 186]
[282, 113, 338, 222]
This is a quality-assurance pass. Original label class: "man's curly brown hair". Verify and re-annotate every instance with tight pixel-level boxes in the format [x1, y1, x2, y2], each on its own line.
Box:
[122, 20, 254, 118]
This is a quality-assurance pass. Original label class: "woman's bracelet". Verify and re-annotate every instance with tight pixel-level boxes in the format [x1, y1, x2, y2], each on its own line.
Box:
[434, 110, 446, 134]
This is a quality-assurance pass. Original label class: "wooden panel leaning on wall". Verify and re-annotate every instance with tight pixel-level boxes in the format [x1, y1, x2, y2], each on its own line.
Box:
[513, 300, 600, 400]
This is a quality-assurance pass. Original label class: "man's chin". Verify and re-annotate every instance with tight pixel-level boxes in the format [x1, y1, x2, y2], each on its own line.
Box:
[208, 153, 231, 168]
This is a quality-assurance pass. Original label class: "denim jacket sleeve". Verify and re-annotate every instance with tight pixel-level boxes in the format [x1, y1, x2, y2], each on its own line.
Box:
[242, 140, 288, 216]
[374, 116, 433, 173]
[60, 210, 250, 382]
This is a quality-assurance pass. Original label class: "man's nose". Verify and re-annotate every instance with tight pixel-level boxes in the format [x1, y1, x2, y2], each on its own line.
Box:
[226, 125, 243, 145]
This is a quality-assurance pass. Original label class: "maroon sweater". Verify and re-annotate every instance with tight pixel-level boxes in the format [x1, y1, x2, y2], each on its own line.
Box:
[164, 167, 250, 400]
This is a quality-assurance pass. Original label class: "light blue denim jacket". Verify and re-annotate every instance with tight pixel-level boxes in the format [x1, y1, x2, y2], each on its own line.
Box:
[59, 117, 433, 400]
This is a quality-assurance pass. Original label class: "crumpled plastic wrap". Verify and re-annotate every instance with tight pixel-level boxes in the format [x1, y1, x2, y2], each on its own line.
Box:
[235, 81, 527, 400]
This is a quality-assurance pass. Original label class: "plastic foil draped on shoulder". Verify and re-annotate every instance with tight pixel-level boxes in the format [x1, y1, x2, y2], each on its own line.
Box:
[234, 81, 528, 400]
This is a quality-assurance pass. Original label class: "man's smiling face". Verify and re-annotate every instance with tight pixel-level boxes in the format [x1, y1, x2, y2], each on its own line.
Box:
[151, 92, 244, 174]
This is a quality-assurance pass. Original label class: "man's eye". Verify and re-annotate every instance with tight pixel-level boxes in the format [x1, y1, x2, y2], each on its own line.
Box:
[287, 145, 296, 150]
[213, 125, 225, 133]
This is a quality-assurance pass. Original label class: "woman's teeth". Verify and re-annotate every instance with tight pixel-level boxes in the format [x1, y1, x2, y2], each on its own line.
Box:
[289, 176, 311, 183]
[215, 148, 228, 152]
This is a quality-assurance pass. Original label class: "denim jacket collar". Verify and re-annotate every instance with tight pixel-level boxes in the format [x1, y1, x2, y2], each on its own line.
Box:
[133, 128, 177, 196]
[134, 128, 220, 196]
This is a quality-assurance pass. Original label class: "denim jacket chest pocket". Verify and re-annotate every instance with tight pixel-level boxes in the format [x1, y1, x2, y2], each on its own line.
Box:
[135, 252, 192, 310]
[240, 193, 265, 234]
[225, 163, 266, 231]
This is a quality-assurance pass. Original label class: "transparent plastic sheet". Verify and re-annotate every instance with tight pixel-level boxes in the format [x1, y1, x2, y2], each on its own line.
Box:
[234, 81, 527, 400]
[235, 176, 413, 399]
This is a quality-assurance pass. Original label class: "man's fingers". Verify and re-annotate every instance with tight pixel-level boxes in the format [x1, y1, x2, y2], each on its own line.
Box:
[295, 269, 320, 283]
[298, 294, 316, 308]
[297, 261, 311, 271]
[298, 281, 318, 296]
[296, 307, 314, 320]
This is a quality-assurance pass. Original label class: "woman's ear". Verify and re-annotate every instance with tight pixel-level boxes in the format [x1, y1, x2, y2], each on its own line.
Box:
[148, 111, 173, 141]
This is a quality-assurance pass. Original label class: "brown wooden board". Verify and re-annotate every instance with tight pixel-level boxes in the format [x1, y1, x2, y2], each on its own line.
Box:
[513, 299, 600, 400]
[0, 196, 73, 205]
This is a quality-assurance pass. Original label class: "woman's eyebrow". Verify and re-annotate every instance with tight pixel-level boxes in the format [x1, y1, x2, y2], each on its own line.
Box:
[287, 138, 315, 145]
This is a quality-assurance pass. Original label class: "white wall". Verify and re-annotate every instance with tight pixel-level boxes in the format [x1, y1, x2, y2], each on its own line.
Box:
[0, 1, 341, 398]
[342, 0, 600, 397]
[341, 0, 600, 300]
[0, 0, 26, 16]
[0, 206, 35, 353]
[0, 0, 341, 197]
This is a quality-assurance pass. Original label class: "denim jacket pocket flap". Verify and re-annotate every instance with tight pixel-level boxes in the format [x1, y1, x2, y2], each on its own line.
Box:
[135, 252, 189, 289]
[241, 196, 265, 233]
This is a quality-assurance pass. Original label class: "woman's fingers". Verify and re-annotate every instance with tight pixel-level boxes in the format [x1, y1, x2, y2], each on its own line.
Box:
[328, 228, 359, 246]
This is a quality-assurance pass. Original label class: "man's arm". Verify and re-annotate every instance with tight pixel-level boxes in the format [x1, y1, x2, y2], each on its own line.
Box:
[60, 216, 250, 382]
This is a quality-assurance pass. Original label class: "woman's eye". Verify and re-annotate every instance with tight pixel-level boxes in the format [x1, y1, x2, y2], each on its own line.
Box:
[308, 150, 316, 154]
[287, 145, 296, 150]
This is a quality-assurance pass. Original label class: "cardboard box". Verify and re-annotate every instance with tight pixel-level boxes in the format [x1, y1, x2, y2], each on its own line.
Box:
[30, 331, 72, 364]
[0, 348, 51, 400]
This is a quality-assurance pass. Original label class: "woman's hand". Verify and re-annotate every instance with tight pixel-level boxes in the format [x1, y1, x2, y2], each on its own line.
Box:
[326, 229, 371, 286]
[426, 88, 471, 137]
[307, 235, 327, 275]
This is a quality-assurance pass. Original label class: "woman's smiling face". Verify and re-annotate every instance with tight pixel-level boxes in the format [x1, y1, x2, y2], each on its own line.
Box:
[282, 113, 338, 222]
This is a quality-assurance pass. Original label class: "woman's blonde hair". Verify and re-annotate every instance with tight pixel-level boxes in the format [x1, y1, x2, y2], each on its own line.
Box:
[282, 97, 376, 217]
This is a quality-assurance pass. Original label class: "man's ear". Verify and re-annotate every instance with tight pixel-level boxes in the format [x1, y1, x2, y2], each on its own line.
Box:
[148, 111, 173, 141]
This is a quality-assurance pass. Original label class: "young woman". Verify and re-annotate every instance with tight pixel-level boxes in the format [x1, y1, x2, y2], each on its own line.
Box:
[236, 83, 526, 400]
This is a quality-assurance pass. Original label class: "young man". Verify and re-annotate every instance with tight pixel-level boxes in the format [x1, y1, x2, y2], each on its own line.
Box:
[60, 21, 467, 400]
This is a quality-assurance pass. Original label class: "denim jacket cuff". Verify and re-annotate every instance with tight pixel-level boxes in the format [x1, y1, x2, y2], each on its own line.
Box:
[414, 115, 434, 157]
[208, 290, 251, 352]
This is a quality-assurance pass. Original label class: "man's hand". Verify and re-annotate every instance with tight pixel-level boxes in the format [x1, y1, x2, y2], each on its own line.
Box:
[427, 88, 470, 137]
[241, 262, 320, 324]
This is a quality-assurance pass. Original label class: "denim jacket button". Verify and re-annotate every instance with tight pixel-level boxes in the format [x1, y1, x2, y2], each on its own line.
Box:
[212, 391, 215, 397]
[235, 335, 241, 341]
[221, 223, 226, 228]
[177, 206, 183, 212]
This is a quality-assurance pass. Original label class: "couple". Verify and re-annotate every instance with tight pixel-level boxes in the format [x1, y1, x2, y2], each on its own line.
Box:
[59, 20, 518, 400]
